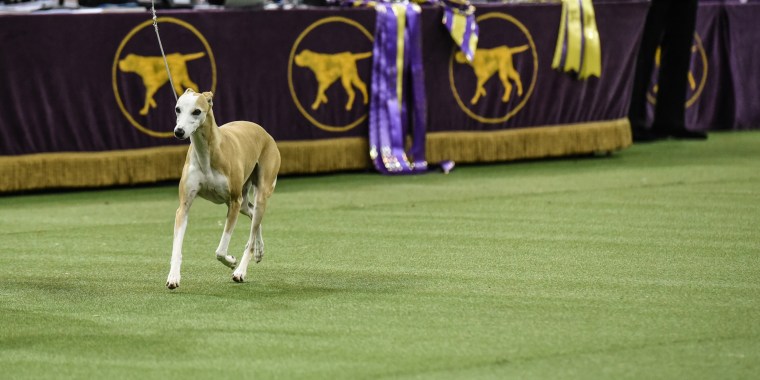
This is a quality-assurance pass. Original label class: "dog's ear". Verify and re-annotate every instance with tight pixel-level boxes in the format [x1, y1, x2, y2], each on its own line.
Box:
[184, 88, 195, 95]
[202, 92, 214, 108]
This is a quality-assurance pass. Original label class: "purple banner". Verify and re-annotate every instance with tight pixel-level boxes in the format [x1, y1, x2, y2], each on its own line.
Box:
[368, 3, 429, 174]
[0, 9, 377, 155]
[724, 2, 760, 130]
[13, 2, 753, 158]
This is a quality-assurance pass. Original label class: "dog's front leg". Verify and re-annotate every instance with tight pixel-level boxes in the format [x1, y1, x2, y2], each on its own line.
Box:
[167, 195, 194, 289]
[215, 197, 242, 269]
[140, 86, 159, 116]
[470, 79, 487, 105]
[311, 84, 329, 110]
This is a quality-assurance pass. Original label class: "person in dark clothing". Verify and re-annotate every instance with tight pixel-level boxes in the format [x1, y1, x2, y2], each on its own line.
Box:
[628, 0, 707, 142]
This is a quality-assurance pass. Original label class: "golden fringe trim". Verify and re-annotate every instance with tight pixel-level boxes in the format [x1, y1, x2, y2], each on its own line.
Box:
[426, 118, 631, 163]
[0, 146, 188, 193]
[279, 137, 370, 174]
[0, 138, 370, 193]
[0, 119, 629, 192]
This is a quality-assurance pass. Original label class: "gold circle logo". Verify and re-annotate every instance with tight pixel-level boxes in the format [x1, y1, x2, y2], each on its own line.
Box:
[288, 17, 374, 132]
[112, 17, 217, 138]
[647, 33, 708, 108]
[449, 12, 538, 124]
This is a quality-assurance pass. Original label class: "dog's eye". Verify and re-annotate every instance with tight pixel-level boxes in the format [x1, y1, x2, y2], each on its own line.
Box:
[175, 107, 180, 114]
[192, 109, 201, 116]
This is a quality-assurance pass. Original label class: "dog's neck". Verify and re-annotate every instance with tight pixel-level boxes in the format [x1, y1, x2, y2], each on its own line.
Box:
[189, 110, 221, 173]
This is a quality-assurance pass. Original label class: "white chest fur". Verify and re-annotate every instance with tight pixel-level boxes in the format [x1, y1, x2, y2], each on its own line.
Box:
[185, 158, 230, 205]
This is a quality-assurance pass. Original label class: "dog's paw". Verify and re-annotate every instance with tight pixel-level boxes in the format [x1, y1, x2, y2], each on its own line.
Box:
[166, 275, 180, 290]
[216, 253, 237, 269]
[232, 272, 245, 283]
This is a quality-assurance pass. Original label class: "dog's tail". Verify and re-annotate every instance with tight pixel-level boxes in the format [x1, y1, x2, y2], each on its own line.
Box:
[181, 52, 207, 61]
[510, 45, 530, 54]
[352, 52, 373, 60]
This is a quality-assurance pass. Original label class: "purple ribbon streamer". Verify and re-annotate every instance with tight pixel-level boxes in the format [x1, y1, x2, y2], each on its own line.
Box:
[441, 4, 478, 63]
[369, 3, 428, 174]
[406, 6, 428, 167]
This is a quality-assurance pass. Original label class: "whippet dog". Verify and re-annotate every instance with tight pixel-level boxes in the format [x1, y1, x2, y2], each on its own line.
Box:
[166, 89, 281, 289]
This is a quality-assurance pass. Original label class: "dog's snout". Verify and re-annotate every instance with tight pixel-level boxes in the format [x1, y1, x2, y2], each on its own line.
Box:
[174, 128, 186, 139]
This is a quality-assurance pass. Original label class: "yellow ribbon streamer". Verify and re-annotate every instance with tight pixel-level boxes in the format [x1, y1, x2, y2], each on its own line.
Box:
[579, 0, 601, 79]
[393, 3, 407, 109]
[552, 0, 567, 70]
[552, 0, 602, 79]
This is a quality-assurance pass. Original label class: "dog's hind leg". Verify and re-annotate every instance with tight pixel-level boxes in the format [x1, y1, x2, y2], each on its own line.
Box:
[239, 180, 255, 219]
[233, 151, 280, 283]
[233, 171, 258, 282]
[353, 76, 369, 106]
[341, 76, 357, 110]
[233, 185, 269, 283]
[508, 68, 524, 97]
[252, 155, 279, 266]
[215, 196, 242, 270]
[499, 71, 514, 103]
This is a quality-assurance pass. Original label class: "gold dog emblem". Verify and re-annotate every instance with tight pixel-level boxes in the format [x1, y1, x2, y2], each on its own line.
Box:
[113, 17, 216, 138]
[654, 46, 698, 92]
[647, 33, 707, 108]
[455, 45, 529, 105]
[448, 12, 538, 124]
[294, 49, 372, 111]
[118, 52, 206, 115]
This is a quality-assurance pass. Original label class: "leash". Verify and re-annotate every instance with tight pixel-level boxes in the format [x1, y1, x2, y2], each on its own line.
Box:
[150, 0, 178, 102]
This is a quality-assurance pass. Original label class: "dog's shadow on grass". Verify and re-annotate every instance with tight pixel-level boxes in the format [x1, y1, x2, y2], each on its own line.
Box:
[183, 267, 414, 305]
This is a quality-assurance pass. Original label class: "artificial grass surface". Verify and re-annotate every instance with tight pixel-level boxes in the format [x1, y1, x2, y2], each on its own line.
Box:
[1, 131, 759, 379]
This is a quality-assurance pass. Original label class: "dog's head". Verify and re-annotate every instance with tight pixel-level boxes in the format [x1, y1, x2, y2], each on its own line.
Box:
[173, 88, 213, 140]
[294, 50, 314, 67]
[454, 51, 469, 64]
[118, 54, 138, 72]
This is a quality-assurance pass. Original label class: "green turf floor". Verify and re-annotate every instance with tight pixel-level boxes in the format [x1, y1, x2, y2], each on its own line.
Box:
[1, 131, 759, 379]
